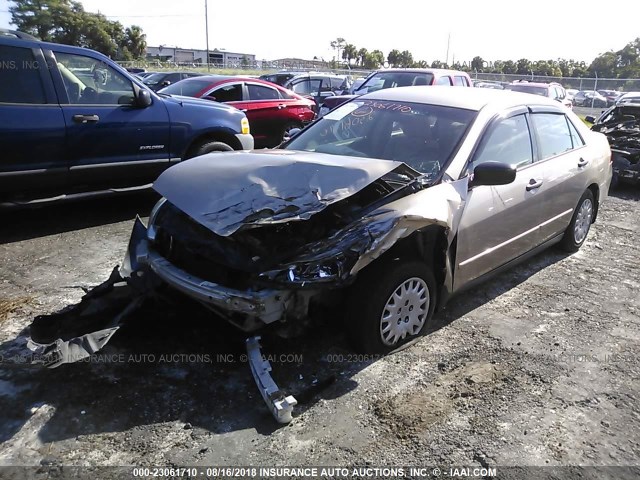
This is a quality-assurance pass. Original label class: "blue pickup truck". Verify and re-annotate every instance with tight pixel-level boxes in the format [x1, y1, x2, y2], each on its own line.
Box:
[0, 29, 254, 206]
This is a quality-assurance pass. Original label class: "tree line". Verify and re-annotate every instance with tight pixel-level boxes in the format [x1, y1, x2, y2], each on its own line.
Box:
[330, 37, 640, 79]
[9, 0, 146, 61]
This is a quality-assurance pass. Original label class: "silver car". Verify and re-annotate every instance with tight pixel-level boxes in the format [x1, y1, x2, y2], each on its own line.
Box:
[31, 87, 612, 364]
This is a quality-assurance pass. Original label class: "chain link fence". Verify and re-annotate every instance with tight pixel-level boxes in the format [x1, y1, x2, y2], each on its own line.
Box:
[118, 60, 640, 93]
[473, 72, 640, 92]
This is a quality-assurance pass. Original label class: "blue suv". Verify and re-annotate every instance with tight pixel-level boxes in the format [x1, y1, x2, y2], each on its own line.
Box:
[0, 29, 253, 206]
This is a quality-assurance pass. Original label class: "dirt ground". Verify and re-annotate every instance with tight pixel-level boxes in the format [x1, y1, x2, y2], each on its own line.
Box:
[0, 185, 638, 476]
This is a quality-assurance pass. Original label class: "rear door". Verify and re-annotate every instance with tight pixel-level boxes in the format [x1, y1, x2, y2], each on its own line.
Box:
[455, 111, 547, 289]
[48, 48, 171, 191]
[244, 82, 288, 147]
[528, 110, 591, 241]
[0, 42, 67, 200]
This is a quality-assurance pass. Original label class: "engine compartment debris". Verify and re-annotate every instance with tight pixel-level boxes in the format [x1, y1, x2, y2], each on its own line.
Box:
[590, 103, 640, 185]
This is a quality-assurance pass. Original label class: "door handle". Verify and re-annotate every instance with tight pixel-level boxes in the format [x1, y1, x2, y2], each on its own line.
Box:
[277, 104, 285, 110]
[526, 179, 543, 191]
[577, 157, 589, 167]
[72, 114, 100, 124]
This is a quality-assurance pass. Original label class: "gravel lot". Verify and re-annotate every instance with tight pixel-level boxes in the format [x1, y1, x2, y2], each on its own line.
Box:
[0, 184, 638, 475]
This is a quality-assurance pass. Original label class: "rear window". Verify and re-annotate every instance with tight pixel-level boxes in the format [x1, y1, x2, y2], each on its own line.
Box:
[142, 73, 167, 85]
[357, 72, 434, 93]
[159, 79, 213, 97]
[0, 45, 46, 104]
[505, 84, 548, 97]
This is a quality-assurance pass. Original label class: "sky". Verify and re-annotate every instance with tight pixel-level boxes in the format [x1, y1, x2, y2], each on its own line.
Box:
[2, 0, 639, 65]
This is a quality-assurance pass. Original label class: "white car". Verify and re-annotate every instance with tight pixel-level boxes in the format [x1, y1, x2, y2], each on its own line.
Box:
[616, 91, 640, 105]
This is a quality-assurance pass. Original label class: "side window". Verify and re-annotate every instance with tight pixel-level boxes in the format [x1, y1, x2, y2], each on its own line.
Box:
[453, 76, 466, 86]
[331, 77, 346, 91]
[211, 83, 243, 102]
[309, 79, 322, 95]
[0, 45, 47, 104]
[473, 114, 533, 168]
[279, 89, 295, 100]
[567, 118, 585, 148]
[166, 73, 181, 83]
[290, 79, 311, 95]
[319, 79, 334, 93]
[247, 84, 279, 100]
[436, 76, 452, 86]
[531, 113, 574, 159]
[54, 51, 134, 105]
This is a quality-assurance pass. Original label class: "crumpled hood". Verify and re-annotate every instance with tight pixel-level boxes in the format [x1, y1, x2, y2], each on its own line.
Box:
[153, 150, 402, 237]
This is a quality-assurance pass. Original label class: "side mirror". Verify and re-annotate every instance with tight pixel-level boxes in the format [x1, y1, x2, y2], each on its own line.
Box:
[584, 115, 596, 124]
[135, 88, 152, 108]
[161, 80, 171, 87]
[470, 161, 516, 187]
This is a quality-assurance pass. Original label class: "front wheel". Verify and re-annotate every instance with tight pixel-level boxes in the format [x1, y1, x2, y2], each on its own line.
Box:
[560, 189, 594, 252]
[347, 260, 437, 353]
[188, 140, 234, 159]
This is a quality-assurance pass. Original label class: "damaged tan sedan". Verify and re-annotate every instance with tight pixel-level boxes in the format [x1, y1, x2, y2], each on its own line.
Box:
[30, 87, 612, 364]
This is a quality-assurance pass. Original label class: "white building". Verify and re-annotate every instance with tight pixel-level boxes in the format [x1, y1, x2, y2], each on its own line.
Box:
[146, 46, 256, 67]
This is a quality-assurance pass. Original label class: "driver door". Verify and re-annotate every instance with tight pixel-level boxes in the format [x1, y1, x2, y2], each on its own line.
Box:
[49, 49, 170, 190]
[455, 111, 547, 289]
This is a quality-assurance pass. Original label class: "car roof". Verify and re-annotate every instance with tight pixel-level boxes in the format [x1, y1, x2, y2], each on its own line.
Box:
[0, 28, 39, 40]
[360, 86, 562, 112]
[171, 75, 290, 92]
[507, 82, 554, 88]
[374, 68, 469, 76]
[179, 75, 283, 85]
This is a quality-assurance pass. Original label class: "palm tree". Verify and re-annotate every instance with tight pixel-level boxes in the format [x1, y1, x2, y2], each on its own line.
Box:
[125, 25, 147, 60]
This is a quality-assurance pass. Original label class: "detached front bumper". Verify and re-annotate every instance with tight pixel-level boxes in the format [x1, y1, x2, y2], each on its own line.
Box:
[128, 217, 299, 326]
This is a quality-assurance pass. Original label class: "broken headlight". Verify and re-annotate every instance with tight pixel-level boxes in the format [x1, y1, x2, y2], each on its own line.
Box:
[147, 197, 168, 242]
[260, 256, 347, 286]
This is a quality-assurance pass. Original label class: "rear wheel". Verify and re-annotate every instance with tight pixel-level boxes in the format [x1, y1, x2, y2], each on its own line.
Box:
[560, 189, 594, 252]
[188, 140, 234, 159]
[347, 259, 436, 353]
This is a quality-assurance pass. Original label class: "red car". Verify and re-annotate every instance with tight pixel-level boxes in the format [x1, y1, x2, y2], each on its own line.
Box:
[159, 76, 316, 148]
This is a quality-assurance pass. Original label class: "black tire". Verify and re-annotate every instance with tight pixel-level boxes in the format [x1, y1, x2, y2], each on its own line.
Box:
[346, 259, 437, 354]
[560, 189, 595, 252]
[188, 140, 234, 159]
[281, 122, 302, 144]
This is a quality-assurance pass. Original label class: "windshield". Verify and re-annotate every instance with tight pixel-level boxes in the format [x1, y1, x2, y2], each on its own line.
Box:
[159, 79, 213, 96]
[143, 73, 168, 86]
[356, 72, 435, 94]
[504, 84, 548, 96]
[284, 99, 476, 178]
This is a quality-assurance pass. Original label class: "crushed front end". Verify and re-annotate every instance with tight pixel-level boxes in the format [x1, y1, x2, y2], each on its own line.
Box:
[134, 164, 425, 333]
